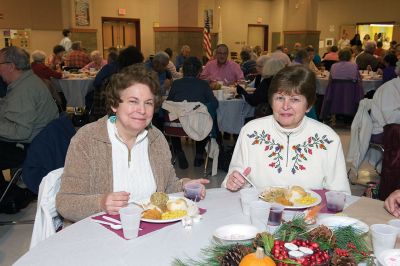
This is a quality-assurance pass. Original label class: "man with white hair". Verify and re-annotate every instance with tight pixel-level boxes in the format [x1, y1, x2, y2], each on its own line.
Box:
[0, 46, 58, 191]
[80, 50, 107, 71]
[31, 50, 62, 80]
[356, 41, 379, 71]
[270, 45, 291, 66]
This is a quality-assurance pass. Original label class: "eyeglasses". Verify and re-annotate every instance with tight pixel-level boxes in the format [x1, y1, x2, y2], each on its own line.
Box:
[0, 61, 11, 65]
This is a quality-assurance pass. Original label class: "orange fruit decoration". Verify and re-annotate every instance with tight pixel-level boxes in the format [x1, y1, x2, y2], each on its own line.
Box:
[239, 247, 276, 266]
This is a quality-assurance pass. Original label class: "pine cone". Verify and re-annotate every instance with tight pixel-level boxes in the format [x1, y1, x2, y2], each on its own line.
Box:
[309, 225, 336, 246]
[218, 244, 252, 266]
[334, 256, 357, 266]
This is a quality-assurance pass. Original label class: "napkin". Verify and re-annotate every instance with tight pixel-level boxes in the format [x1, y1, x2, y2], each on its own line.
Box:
[91, 208, 206, 240]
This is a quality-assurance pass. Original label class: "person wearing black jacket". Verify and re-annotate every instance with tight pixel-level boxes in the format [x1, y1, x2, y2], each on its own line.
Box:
[237, 57, 286, 119]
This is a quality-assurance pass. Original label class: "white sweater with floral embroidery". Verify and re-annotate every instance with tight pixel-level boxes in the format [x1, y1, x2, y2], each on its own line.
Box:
[222, 116, 351, 194]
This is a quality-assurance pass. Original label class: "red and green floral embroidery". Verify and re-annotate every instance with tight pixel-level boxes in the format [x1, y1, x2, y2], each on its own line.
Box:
[247, 130, 284, 173]
[247, 131, 333, 174]
[290, 133, 333, 174]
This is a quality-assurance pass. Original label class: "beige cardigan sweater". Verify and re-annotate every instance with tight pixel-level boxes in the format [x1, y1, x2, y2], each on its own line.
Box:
[56, 116, 185, 222]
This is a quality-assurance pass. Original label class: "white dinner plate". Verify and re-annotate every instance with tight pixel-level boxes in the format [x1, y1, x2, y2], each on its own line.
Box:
[259, 189, 322, 210]
[139, 196, 191, 223]
[317, 216, 369, 234]
[377, 249, 400, 266]
[214, 224, 259, 243]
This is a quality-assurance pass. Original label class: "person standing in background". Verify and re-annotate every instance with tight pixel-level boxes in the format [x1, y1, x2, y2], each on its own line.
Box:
[59, 29, 72, 52]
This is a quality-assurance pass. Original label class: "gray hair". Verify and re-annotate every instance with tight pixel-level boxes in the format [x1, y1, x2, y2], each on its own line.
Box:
[0, 46, 30, 70]
[262, 57, 286, 78]
[153, 51, 170, 65]
[364, 41, 376, 53]
[90, 50, 101, 60]
[31, 50, 47, 63]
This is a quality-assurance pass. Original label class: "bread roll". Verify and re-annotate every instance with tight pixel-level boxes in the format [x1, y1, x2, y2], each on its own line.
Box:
[167, 198, 188, 211]
[288, 186, 308, 202]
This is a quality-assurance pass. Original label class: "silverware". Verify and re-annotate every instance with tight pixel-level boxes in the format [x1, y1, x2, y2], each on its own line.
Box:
[238, 171, 257, 189]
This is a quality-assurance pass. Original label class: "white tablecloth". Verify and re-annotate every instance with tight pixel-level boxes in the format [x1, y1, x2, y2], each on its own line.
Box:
[217, 98, 255, 134]
[316, 77, 382, 95]
[14, 188, 359, 266]
[52, 78, 94, 107]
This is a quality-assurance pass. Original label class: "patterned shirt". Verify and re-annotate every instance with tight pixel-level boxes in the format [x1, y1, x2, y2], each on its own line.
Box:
[65, 50, 90, 68]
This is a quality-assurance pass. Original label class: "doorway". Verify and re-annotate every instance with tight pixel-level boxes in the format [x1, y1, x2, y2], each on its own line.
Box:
[102, 17, 141, 57]
[247, 24, 269, 52]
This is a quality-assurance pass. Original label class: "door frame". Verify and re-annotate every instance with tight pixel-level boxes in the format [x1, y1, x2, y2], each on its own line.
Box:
[247, 24, 269, 51]
[101, 17, 141, 51]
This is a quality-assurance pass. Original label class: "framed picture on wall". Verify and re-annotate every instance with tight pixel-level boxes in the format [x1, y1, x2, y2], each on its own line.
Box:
[325, 38, 334, 47]
[75, 0, 90, 26]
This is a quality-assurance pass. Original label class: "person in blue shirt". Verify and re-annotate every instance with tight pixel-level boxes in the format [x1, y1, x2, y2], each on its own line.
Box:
[175, 45, 190, 72]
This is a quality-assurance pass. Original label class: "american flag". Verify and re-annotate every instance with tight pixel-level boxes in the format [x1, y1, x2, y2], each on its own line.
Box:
[203, 11, 212, 59]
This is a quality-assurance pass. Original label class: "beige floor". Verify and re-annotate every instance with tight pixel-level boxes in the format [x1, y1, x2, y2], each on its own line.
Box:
[0, 126, 378, 266]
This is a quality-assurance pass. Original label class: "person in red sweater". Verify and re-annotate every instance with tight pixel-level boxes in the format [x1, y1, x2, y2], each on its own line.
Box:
[31, 50, 62, 80]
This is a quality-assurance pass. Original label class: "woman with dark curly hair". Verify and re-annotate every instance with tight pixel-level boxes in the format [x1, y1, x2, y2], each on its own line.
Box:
[56, 65, 208, 222]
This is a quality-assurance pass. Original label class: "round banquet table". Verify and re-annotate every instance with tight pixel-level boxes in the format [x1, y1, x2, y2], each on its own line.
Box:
[316, 76, 382, 95]
[14, 188, 359, 266]
[52, 78, 94, 107]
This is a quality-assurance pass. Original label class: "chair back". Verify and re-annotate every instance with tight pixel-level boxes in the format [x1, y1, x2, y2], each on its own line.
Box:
[163, 114, 188, 138]
[30, 168, 64, 249]
[22, 113, 75, 194]
[320, 79, 364, 120]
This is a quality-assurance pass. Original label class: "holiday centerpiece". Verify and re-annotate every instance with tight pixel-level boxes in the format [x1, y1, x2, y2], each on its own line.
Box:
[172, 214, 373, 266]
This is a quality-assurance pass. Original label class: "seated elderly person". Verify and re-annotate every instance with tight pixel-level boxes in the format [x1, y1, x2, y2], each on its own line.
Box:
[356, 41, 379, 71]
[248, 55, 270, 88]
[292, 49, 319, 73]
[164, 48, 182, 80]
[370, 62, 400, 144]
[322, 45, 339, 61]
[237, 57, 286, 118]
[46, 45, 65, 71]
[240, 50, 257, 77]
[175, 45, 190, 72]
[0, 46, 59, 193]
[64, 41, 90, 69]
[145, 51, 172, 96]
[330, 48, 361, 81]
[81, 50, 107, 72]
[166, 57, 218, 169]
[200, 44, 244, 87]
[31, 50, 62, 80]
[222, 65, 351, 194]
[56, 65, 208, 222]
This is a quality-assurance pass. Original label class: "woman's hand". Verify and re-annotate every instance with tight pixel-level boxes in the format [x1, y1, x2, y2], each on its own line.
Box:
[385, 190, 400, 217]
[183, 178, 210, 200]
[226, 167, 251, 191]
[100, 191, 130, 215]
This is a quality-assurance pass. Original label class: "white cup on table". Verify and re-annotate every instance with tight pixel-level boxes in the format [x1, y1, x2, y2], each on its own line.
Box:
[119, 205, 142, 240]
[250, 201, 271, 231]
[240, 188, 259, 215]
[370, 224, 398, 257]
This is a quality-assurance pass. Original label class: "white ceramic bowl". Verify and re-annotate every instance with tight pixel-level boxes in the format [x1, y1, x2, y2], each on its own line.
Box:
[213, 224, 258, 243]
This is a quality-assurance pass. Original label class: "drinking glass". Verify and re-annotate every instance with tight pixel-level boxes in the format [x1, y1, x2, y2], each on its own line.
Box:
[325, 191, 346, 212]
[370, 224, 398, 257]
[267, 203, 285, 226]
[183, 183, 202, 202]
[250, 201, 272, 231]
[119, 205, 142, 240]
[240, 188, 259, 215]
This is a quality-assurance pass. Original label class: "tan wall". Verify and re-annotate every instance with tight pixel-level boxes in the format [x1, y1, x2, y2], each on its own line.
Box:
[197, 0, 274, 54]
[0, 0, 63, 30]
[30, 30, 63, 57]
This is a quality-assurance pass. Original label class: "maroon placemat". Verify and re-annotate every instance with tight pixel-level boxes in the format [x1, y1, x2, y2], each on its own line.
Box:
[91, 208, 206, 239]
